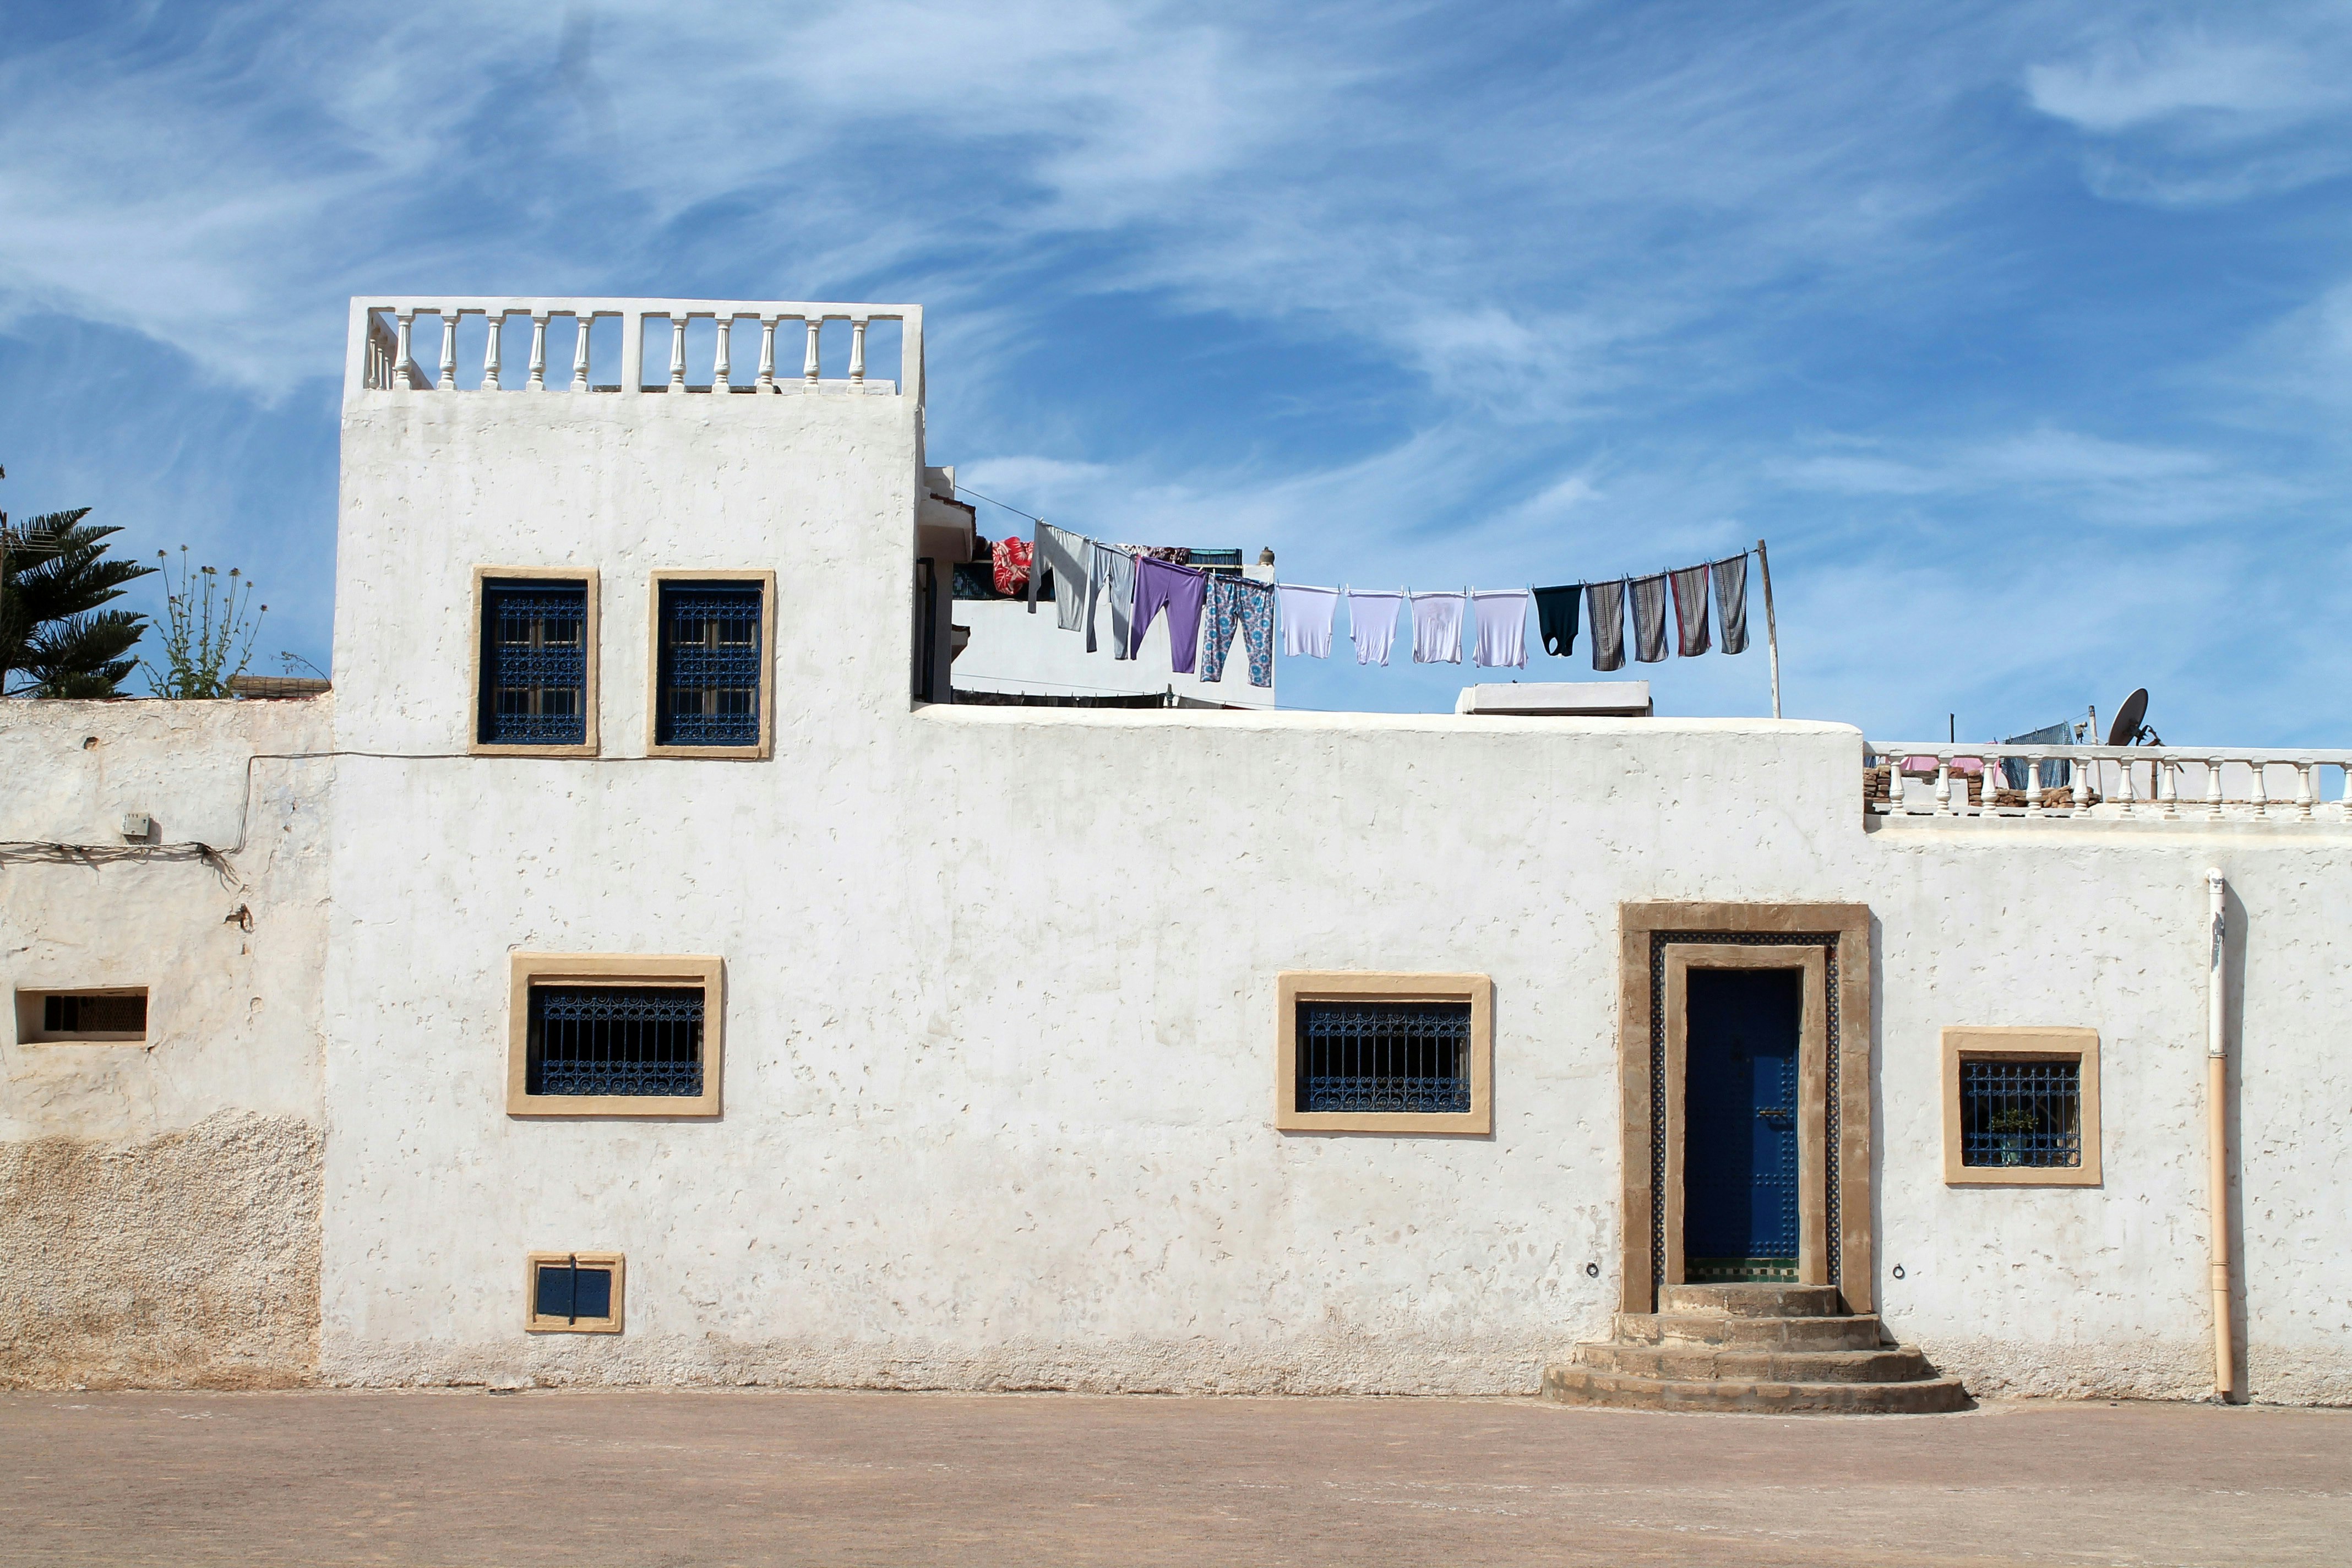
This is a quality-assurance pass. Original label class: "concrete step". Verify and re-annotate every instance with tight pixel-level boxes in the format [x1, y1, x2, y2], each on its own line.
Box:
[1657, 1283, 1841, 1317]
[1541, 1364, 1973, 1415]
[1572, 1342, 1933, 1384]
[1611, 1312, 1890, 1352]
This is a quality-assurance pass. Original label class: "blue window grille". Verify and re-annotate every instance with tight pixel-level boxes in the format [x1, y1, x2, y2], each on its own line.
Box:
[481, 581, 589, 746]
[532, 1259, 614, 1322]
[657, 583, 764, 747]
[1959, 1057, 2083, 1167]
[526, 986, 704, 1098]
[1297, 1000, 1472, 1114]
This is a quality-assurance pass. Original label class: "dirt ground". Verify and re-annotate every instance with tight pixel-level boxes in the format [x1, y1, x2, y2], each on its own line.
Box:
[3, 1389, 2346, 1566]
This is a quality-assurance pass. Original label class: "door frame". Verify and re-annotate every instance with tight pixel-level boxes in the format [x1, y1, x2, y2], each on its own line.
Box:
[1618, 902, 1874, 1314]
[1662, 945, 1829, 1291]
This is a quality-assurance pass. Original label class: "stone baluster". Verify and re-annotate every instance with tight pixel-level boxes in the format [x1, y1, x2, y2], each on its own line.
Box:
[571, 315, 592, 391]
[437, 311, 459, 391]
[2342, 763, 2352, 821]
[2206, 758, 2225, 820]
[395, 312, 415, 392]
[757, 318, 778, 391]
[2072, 752, 2092, 812]
[667, 316, 688, 393]
[2026, 754, 2044, 814]
[850, 317, 867, 386]
[1934, 753, 1952, 814]
[712, 314, 733, 392]
[2248, 759, 2268, 818]
[1979, 751, 2000, 814]
[482, 311, 503, 390]
[2294, 760, 2315, 820]
[2114, 753, 2136, 815]
[527, 313, 548, 390]
[2157, 757, 2179, 819]
[804, 318, 823, 388]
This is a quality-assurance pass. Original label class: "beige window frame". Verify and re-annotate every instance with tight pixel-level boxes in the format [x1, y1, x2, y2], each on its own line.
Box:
[470, 567, 602, 758]
[1941, 1027, 2102, 1187]
[1276, 971, 1493, 1135]
[14, 986, 150, 1044]
[507, 954, 725, 1118]
[525, 1251, 625, 1333]
[645, 570, 777, 760]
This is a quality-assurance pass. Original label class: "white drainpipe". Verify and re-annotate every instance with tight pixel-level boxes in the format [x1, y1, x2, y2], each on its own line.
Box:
[2206, 868, 2236, 1401]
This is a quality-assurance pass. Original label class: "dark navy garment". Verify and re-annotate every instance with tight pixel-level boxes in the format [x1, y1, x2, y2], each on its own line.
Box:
[1534, 584, 1582, 657]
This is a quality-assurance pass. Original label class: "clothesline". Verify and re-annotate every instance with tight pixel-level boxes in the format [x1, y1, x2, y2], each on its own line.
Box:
[998, 520, 1783, 700]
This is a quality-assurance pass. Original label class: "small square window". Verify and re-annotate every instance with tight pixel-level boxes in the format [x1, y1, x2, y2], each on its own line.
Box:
[17, 988, 149, 1043]
[525, 1252, 624, 1333]
[1276, 972, 1492, 1134]
[1959, 1058, 2081, 1168]
[1941, 1027, 2101, 1186]
[648, 572, 774, 757]
[507, 955, 724, 1117]
[473, 570, 598, 754]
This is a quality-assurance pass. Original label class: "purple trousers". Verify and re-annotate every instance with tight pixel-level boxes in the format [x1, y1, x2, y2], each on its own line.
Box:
[1131, 558, 1208, 673]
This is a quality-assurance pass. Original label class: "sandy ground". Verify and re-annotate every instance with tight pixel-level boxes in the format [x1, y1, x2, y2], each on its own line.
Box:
[3, 1389, 2346, 1566]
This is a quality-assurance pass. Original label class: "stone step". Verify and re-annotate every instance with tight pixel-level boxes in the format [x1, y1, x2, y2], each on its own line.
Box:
[1611, 1312, 1890, 1351]
[1573, 1342, 1932, 1384]
[1542, 1364, 1973, 1415]
[1657, 1283, 1842, 1317]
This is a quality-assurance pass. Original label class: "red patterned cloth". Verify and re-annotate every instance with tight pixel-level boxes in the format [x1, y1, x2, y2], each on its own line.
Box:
[992, 536, 1034, 597]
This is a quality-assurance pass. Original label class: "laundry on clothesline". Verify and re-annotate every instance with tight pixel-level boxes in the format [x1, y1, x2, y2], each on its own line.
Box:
[1276, 584, 1339, 659]
[974, 514, 1761, 685]
[1471, 589, 1530, 669]
[1349, 589, 1403, 667]
[1028, 523, 1091, 633]
[1409, 591, 1466, 665]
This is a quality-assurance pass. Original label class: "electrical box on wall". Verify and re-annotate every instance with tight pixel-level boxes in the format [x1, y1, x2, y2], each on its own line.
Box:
[121, 813, 154, 842]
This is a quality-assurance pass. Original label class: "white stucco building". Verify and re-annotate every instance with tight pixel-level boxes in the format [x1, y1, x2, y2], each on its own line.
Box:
[4, 295, 2347, 1406]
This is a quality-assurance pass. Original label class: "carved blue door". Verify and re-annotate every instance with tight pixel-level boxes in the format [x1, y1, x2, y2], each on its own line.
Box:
[1683, 968, 1802, 1283]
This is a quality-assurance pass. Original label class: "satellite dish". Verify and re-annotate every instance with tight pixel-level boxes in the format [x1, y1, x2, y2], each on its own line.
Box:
[2105, 688, 2160, 747]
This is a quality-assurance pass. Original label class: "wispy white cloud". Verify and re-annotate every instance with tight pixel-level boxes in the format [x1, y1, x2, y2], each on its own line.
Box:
[2022, 7, 2352, 204]
[1771, 426, 2304, 527]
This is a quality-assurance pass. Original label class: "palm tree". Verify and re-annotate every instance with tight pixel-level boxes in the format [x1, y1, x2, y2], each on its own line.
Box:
[1, 471, 156, 698]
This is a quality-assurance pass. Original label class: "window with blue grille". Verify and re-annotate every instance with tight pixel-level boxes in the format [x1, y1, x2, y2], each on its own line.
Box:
[480, 580, 589, 746]
[1295, 1000, 1473, 1115]
[526, 986, 705, 1098]
[657, 581, 764, 747]
[1959, 1057, 2083, 1167]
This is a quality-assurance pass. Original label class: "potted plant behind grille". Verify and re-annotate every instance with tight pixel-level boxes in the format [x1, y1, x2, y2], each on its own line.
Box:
[1987, 1107, 2037, 1165]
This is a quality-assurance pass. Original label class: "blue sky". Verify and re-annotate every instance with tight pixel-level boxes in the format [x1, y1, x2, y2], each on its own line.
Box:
[3, 1, 2348, 739]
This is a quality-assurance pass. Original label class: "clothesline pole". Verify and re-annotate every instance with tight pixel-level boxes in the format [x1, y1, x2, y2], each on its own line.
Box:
[1025, 519, 1046, 616]
[1756, 536, 1782, 720]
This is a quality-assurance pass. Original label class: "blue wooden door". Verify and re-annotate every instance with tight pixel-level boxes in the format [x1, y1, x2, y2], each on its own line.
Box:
[1683, 967, 1802, 1283]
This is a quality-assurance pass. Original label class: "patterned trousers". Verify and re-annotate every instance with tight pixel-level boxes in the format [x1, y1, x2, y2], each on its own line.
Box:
[1200, 575, 1275, 688]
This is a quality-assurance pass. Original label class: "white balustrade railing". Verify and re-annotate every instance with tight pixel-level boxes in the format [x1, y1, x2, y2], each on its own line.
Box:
[1864, 743, 2352, 823]
[344, 297, 923, 404]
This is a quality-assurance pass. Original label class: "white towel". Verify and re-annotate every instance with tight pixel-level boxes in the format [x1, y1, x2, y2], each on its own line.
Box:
[1409, 590, 1466, 665]
[1348, 590, 1403, 667]
[1276, 584, 1340, 658]
[1471, 590, 1530, 668]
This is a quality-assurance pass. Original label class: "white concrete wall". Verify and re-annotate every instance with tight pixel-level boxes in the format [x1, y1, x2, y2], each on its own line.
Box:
[952, 585, 1277, 708]
[0, 697, 330, 1386]
[317, 371, 2352, 1401]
